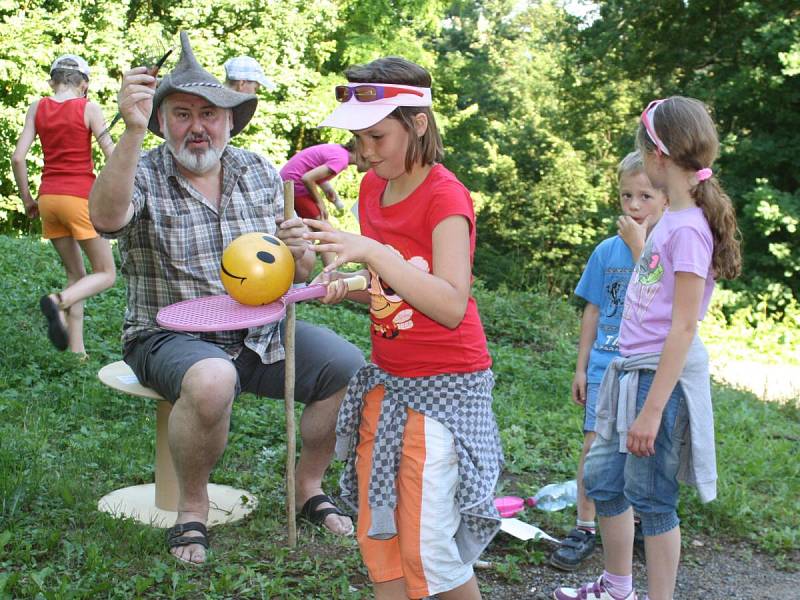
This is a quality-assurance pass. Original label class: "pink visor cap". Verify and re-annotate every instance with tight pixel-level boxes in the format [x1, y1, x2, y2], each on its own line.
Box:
[319, 83, 432, 131]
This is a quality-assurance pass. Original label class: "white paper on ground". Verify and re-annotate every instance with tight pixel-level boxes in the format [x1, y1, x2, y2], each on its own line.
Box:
[500, 518, 561, 544]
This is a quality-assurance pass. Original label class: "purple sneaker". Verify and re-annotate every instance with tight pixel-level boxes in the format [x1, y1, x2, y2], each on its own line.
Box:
[553, 575, 637, 600]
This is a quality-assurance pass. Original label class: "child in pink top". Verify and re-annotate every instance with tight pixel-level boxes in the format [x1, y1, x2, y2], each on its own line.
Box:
[280, 141, 366, 267]
[280, 141, 365, 220]
[619, 205, 716, 355]
[555, 96, 742, 600]
[11, 54, 115, 356]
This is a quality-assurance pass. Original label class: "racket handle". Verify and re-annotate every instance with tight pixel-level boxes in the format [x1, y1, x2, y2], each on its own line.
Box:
[343, 275, 367, 292]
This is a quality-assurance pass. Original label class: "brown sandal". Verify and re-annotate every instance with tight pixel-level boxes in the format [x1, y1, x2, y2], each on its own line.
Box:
[166, 521, 209, 565]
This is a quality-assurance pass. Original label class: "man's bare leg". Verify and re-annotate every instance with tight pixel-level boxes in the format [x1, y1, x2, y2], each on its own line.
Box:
[295, 385, 352, 534]
[168, 358, 237, 563]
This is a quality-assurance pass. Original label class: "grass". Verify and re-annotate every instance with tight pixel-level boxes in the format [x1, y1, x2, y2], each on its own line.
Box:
[0, 234, 798, 598]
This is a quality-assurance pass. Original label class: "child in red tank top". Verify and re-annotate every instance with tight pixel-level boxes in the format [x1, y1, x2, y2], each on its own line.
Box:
[12, 53, 116, 356]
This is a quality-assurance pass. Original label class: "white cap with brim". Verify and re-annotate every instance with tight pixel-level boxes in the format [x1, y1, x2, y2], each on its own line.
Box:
[319, 83, 432, 131]
[224, 56, 276, 91]
[50, 54, 90, 79]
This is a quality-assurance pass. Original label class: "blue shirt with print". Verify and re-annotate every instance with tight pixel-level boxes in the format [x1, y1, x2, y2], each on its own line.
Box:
[574, 236, 635, 384]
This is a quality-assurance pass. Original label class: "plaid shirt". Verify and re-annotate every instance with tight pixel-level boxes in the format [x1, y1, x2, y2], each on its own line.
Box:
[105, 143, 286, 363]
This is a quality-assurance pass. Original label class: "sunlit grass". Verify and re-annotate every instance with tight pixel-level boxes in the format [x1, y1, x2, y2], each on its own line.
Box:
[0, 235, 797, 597]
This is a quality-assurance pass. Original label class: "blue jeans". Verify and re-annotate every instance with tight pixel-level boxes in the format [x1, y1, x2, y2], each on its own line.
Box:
[583, 382, 600, 433]
[583, 370, 689, 536]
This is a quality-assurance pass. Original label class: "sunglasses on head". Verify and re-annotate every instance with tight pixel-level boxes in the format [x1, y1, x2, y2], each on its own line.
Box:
[640, 99, 670, 156]
[335, 84, 424, 103]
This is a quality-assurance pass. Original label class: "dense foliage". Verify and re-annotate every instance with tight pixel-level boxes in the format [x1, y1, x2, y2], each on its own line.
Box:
[1, 1, 797, 311]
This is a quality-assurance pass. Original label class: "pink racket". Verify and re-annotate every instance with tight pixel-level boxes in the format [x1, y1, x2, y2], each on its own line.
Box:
[156, 275, 367, 332]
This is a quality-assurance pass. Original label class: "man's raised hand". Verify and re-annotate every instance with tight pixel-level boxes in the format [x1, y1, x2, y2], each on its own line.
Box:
[117, 67, 157, 134]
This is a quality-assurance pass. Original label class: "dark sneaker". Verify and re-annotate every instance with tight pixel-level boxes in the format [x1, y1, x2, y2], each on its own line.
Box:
[549, 527, 597, 571]
[633, 519, 645, 560]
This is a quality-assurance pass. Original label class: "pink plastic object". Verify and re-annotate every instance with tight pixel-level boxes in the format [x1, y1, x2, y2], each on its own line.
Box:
[156, 276, 367, 332]
[494, 495, 537, 518]
[495, 496, 524, 518]
[494, 496, 536, 519]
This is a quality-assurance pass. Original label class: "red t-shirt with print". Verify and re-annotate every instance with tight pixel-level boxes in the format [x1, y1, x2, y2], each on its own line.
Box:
[358, 163, 492, 377]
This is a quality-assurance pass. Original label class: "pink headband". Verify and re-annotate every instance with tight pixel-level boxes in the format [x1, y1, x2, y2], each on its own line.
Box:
[696, 168, 713, 181]
[643, 99, 714, 181]
[641, 99, 670, 156]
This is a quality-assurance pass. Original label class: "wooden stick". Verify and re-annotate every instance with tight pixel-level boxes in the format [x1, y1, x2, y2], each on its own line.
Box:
[283, 180, 297, 548]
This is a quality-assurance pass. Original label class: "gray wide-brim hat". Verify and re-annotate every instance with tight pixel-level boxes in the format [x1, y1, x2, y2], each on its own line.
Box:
[148, 31, 257, 138]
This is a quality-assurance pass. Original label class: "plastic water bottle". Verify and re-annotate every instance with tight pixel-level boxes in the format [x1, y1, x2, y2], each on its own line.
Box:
[531, 479, 578, 512]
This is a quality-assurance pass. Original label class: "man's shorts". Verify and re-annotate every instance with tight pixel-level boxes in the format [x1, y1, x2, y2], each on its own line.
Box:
[583, 382, 600, 433]
[38, 194, 99, 240]
[355, 385, 474, 598]
[123, 320, 365, 404]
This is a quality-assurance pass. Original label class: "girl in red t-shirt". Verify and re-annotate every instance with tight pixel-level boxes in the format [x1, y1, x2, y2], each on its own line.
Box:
[305, 57, 501, 600]
[12, 54, 116, 356]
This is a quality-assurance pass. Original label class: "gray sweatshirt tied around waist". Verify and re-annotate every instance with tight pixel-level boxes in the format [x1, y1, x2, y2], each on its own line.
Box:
[595, 335, 717, 503]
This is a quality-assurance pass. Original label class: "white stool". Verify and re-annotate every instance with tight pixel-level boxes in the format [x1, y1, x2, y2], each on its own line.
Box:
[97, 360, 257, 528]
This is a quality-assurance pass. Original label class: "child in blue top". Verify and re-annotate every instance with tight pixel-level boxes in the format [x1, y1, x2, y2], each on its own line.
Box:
[554, 97, 742, 600]
[550, 151, 668, 572]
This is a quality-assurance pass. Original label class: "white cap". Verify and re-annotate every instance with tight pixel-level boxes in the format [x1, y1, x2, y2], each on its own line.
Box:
[50, 54, 90, 79]
[223, 56, 276, 91]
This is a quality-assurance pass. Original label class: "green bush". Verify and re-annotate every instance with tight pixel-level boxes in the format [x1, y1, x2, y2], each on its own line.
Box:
[701, 288, 800, 366]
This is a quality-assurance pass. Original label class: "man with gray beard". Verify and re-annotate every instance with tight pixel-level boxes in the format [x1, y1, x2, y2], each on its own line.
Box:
[89, 32, 364, 565]
[163, 113, 227, 174]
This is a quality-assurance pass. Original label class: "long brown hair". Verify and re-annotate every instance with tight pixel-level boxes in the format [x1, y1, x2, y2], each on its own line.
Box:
[345, 56, 444, 172]
[636, 96, 741, 280]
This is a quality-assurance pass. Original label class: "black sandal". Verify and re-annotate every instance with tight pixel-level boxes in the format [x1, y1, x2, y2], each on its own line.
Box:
[166, 521, 209, 564]
[39, 294, 68, 351]
[298, 494, 354, 535]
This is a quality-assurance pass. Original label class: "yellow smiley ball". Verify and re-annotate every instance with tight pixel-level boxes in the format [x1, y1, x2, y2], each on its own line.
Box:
[220, 232, 295, 305]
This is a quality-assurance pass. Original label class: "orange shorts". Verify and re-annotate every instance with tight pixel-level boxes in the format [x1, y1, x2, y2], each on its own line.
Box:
[38, 194, 98, 240]
[356, 386, 474, 598]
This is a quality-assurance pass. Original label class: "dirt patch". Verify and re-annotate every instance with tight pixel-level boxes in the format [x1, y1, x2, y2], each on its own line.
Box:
[305, 529, 797, 598]
[477, 532, 798, 599]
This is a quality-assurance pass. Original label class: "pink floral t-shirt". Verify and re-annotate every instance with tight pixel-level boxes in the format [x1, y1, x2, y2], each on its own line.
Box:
[619, 206, 715, 356]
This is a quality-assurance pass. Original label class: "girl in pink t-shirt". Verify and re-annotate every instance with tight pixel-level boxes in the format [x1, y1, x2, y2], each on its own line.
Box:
[555, 97, 741, 600]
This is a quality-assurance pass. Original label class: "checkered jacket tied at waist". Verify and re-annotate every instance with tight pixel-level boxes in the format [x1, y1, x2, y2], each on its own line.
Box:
[335, 363, 504, 563]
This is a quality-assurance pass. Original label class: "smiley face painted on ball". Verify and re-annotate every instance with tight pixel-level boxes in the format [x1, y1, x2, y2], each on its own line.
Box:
[220, 232, 295, 305]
